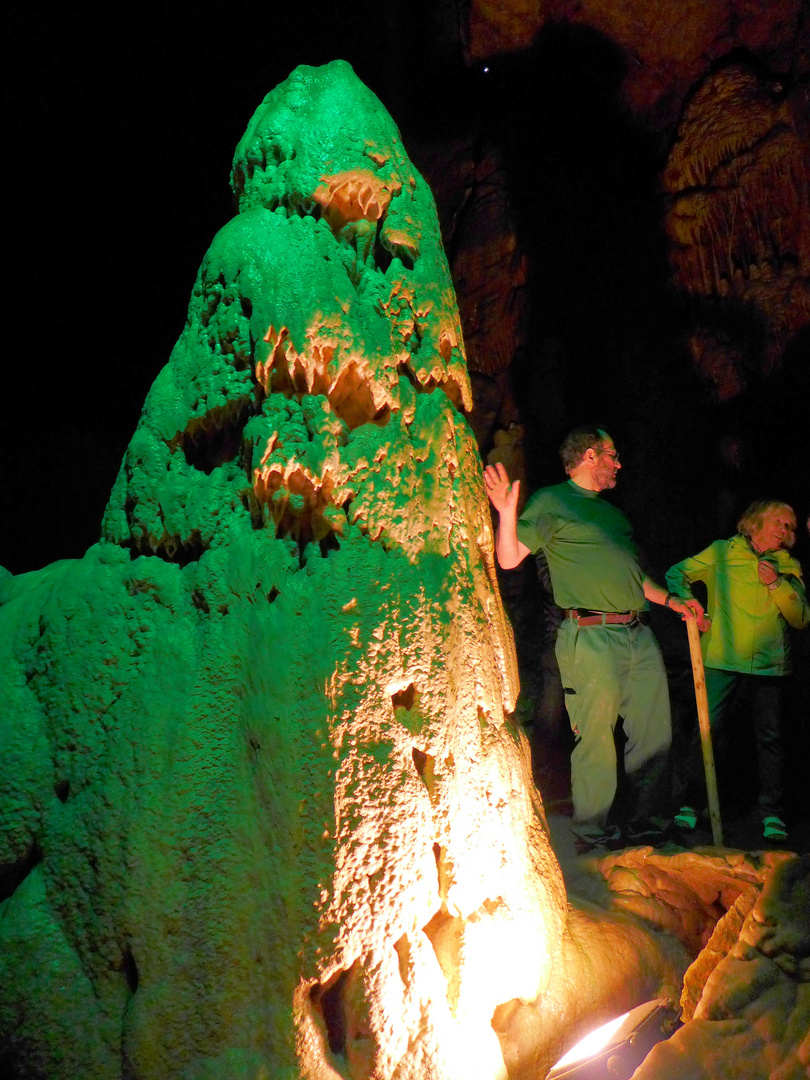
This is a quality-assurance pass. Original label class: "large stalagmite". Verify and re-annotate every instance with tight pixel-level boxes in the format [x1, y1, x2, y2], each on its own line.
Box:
[0, 60, 566, 1079]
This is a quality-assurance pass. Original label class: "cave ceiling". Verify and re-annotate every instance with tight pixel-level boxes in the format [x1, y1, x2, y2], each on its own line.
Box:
[398, 0, 810, 555]
[466, 0, 809, 125]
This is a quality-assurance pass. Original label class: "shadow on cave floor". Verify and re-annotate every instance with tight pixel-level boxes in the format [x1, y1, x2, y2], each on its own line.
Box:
[529, 713, 810, 866]
[530, 709, 810, 870]
[545, 804, 810, 882]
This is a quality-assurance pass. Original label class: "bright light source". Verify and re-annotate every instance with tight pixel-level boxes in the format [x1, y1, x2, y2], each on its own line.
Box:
[547, 999, 680, 1080]
[553, 1012, 630, 1068]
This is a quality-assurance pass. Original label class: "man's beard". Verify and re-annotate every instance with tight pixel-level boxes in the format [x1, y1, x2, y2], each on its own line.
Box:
[594, 462, 618, 490]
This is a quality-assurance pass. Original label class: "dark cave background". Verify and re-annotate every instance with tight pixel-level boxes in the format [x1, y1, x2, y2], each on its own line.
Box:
[5, 1, 808, 836]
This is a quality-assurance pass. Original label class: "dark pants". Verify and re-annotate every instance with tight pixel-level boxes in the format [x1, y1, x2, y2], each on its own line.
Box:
[674, 668, 784, 820]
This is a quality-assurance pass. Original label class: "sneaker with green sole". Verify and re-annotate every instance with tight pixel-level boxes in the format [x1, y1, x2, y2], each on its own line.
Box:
[673, 806, 697, 830]
[762, 816, 788, 841]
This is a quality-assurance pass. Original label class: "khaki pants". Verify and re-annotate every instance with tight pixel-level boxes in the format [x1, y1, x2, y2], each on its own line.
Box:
[555, 618, 671, 839]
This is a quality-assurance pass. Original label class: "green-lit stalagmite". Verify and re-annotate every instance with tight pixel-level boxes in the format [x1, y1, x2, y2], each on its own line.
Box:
[0, 61, 567, 1079]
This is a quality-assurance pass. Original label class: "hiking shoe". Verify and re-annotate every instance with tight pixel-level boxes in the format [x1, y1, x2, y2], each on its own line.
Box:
[574, 834, 623, 856]
[762, 816, 788, 842]
[673, 806, 697, 830]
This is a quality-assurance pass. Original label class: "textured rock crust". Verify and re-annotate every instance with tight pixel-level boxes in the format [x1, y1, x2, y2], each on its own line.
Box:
[632, 853, 810, 1080]
[0, 61, 567, 1080]
[418, 1, 810, 432]
[663, 65, 810, 386]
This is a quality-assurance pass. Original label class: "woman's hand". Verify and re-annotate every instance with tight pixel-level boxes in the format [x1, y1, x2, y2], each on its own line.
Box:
[758, 560, 779, 587]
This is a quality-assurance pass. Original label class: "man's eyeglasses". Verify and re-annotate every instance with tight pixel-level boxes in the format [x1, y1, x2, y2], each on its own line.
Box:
[597, 446, 620, 461]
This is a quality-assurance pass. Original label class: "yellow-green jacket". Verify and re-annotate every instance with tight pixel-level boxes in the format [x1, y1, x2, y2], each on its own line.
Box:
[666, 535, 809, 675]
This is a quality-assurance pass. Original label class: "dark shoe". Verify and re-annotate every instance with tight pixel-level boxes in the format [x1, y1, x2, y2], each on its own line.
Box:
[573, 825, 622, 855]
[762, 816, 788, 842]
[624, 826, 668, 848]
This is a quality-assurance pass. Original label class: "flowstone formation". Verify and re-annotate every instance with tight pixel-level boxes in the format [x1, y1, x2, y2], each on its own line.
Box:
[465, 0, 807, 123]
[411, 1, 809, 463]
[662, 63, 810, 389]
[0, 59, 805, 1080]
[630, 852, 810, 1080]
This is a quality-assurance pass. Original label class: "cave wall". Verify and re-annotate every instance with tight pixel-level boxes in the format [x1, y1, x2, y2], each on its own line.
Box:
[397, 0, 810, 803]
[397, 0, 810, 542]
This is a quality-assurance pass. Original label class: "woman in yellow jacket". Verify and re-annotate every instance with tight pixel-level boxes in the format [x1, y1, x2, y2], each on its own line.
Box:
[666, 500, 809, 842]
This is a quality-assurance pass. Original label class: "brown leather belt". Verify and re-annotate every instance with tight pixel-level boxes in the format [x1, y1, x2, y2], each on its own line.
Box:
[565, 609, 640, 626]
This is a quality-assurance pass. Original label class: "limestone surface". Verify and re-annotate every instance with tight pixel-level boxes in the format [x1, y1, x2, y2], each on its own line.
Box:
[0, 60, 565, 1080]
[465, 0, 807, 124]
[663, 63, 810, 385]
[632, 853, 810, 1080]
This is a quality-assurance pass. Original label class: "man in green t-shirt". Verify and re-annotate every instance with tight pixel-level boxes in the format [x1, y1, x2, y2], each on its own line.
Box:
[484, 425, 704, 851]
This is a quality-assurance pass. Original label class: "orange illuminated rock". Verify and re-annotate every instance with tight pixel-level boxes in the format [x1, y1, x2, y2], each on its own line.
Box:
[466, 0, 807, 124]
[662, 63, 810, 386]
[633, 853, 810, 1080]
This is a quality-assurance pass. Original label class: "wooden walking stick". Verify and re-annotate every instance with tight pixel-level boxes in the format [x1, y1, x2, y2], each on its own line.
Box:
[686, 618, 724, 846]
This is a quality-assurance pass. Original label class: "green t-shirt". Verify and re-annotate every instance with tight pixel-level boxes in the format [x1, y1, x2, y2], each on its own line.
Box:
[516, 480, 647, 611]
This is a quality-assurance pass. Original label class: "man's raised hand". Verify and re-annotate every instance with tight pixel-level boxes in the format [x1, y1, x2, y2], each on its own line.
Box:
[484, 462, 520, 516]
